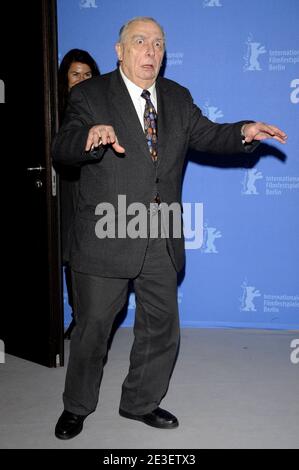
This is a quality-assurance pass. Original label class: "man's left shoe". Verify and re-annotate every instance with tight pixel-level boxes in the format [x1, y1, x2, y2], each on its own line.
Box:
[55, 410, 87, 439]
[119, 407, 179, 429]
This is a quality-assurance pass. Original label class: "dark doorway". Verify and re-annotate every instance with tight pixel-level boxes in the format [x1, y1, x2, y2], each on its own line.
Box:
[0, 0, 63, 367]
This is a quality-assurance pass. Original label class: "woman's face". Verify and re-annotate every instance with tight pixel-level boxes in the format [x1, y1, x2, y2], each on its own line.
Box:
[67, 62, 93, 90]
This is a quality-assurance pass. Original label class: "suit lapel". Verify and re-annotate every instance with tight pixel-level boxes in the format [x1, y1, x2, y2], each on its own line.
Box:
[109, 70, 153, 166]
[156, 78, 177, 169]
[108, 70, 177, 169]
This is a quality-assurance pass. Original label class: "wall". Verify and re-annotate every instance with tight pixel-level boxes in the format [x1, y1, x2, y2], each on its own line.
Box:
[58, 0, 299, 329]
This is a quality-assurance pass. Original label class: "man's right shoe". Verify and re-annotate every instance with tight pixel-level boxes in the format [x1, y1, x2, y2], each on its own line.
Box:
[119, 407, 179, 429]
[55, 410, 87, 440]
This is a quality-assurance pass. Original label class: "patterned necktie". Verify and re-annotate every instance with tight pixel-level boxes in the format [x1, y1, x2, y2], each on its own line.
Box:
[141, 89, 158, 162]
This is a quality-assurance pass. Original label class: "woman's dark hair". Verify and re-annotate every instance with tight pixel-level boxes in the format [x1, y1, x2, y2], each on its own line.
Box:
[58, 48, 100, 121]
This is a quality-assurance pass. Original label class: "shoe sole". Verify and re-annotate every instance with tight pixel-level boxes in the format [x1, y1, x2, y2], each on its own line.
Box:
[119, 409, 179, 429]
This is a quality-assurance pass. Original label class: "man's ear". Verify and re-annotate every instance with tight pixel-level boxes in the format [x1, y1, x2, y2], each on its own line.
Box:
[115, 42, 123, 62]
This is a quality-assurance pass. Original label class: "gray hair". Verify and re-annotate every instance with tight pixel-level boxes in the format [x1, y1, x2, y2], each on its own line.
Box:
[118, 17, 166, 45]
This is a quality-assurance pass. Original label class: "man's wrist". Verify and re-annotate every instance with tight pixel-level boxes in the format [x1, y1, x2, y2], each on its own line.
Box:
[241, 124, 247, 143]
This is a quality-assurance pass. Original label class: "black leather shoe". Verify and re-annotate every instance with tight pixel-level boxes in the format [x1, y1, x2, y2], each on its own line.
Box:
[55, 410, 87, 440]
[119, 407, 179, 429]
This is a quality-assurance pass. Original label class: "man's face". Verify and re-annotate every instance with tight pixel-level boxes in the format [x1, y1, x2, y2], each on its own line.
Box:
[115, 20, 165, 89]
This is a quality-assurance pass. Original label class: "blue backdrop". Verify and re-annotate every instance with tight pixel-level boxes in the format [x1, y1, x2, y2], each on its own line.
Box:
[58, 0, 299, 330]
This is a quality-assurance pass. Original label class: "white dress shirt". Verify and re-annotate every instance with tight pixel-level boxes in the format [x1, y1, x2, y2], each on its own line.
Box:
[119, 66, 158, 132]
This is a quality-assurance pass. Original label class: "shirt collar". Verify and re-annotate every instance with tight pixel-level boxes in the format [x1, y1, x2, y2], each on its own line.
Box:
[119, 66, 156, 101]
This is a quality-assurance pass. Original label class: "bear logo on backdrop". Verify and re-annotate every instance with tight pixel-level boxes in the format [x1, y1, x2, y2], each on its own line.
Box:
[203, 101, 224, 122]
[203, 0, 222, 7]
[239, 280, 299, 318]
[240, 281, 261, 312]
[201, 222, 222, 254]
[244, 35, 266, 71]
[242, 169, 263, 195]
[241, 169, 299, 197]
[79, 0, 98, 8]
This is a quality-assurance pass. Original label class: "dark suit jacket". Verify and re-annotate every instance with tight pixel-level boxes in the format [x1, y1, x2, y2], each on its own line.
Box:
[52, 69, 255, 277]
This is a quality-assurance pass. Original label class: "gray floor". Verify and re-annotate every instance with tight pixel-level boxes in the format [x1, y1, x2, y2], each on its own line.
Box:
[0, 328, 298, 449]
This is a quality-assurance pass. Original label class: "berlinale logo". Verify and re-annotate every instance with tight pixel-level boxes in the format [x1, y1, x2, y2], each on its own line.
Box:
[243, 34, 266, 71]
[203, 0, 222, 7]
[201, 222, 222, 254]
[240, 280, 261, 312]
[203, 101, 224, 122]
[79, 0, 98, 8]
[241, 169, 263, 195]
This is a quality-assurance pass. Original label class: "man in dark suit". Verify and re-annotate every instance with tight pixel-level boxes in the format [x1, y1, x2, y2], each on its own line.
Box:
[52, 17, 287, 439]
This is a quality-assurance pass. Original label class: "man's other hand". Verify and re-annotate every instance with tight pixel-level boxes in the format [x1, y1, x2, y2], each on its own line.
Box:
[241, 122, 288, 144]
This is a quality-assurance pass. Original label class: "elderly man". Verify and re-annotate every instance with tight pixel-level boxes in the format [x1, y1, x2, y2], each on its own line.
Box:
[52, 17, 287, 439]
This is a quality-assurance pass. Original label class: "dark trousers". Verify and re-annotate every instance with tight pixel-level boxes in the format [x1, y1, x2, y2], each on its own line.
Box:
[63, 235, 180, 416]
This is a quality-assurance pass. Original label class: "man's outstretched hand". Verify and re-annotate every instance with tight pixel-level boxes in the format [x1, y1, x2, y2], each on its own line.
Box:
[241, 122, 287, 144]
[85, 125, 125, 153]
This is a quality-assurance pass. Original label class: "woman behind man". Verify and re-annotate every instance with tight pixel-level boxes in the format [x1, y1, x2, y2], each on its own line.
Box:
[58, 49, 100, 338]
